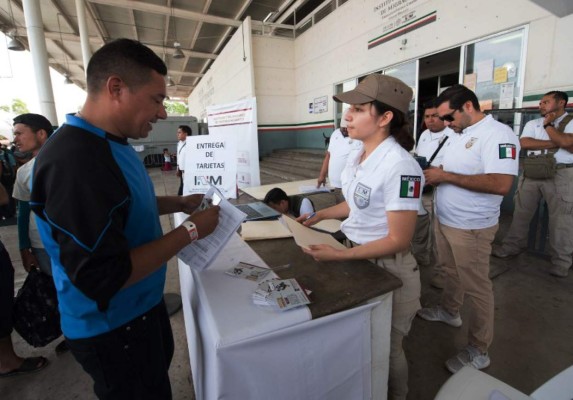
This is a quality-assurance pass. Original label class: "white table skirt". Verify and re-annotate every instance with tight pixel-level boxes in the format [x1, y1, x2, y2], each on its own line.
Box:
[176, 213, 393, 400]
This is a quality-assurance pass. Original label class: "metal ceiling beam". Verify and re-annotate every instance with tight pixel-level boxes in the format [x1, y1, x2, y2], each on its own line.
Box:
[147, 43, 216, 60]
[25, 30, 218, 59]
[50, 0, 78, 35]
[85, 1, 109, 43]
[161, 0, 172, 63]
[192, 0, 253, 88]
[275, 0, 304, 24]
[49, 58, 84, 66]
[178, 0, 212, 86]
[128, 9, 138, 40]
[86, 0, 242, 28]
[168, 70, 204, 78]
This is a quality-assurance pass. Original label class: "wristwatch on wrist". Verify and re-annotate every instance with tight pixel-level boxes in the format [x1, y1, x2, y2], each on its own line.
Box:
[543, 123, 552, 129]
[181, 221, 199, 242]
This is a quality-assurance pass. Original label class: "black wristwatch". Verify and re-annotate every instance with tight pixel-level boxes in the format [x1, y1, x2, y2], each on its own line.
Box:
[543, 123, 552, 129]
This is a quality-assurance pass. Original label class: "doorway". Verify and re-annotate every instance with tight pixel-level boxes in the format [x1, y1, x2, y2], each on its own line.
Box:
[416, 48, 460, 139]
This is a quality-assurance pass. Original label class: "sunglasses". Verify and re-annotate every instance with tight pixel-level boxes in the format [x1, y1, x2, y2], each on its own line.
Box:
[439, 109, 458, 122]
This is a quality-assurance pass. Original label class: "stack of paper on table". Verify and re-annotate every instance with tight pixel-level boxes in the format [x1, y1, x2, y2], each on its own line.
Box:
[240, 220, 293, 241]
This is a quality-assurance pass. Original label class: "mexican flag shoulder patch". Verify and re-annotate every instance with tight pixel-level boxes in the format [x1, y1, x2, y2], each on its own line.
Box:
[400, 175, 421, 199]
[499, 143, 516, 159]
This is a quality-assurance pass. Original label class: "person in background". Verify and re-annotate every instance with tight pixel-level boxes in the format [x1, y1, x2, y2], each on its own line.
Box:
[317, 109, 362, 204]
[0, 180, 49, 377]
[30, 39, 219, 399]
[411, 98, 453, 288]
[417, 84, 519, 374]
[176, 125, 191, 195]
[0, 145, 16, 220]
[161, 148, 173, 171]
[12, 113, 68, 355]
[300, 74, 422, 400]
[263, 187, 315, 218]
[492, 90, 573, 277]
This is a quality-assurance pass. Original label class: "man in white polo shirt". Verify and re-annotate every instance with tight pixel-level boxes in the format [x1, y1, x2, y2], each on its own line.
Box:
[317, 109, 362, 203]
[493, 91, 573, 277]
[411, 98, 453, 287]
[417, 85, 519, 374]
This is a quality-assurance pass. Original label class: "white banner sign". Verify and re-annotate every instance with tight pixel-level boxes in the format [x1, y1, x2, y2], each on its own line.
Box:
[184, 136, 238, 198]
[207, 97, 260, 190]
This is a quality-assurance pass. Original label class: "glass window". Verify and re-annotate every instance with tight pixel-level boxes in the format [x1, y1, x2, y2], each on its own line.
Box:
[384, 60, 418, 138]
[334, 78, 357, 127]
[463, 29, 525, 111]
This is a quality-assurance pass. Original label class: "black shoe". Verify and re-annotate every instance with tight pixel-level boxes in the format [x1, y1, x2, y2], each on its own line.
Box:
[55, 340, 69, 355]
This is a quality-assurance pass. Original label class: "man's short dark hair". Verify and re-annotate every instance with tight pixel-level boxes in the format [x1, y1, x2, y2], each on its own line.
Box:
[86, 39, 167, 93]
[423, 98, 439, 111]
[13, 113, 54, 137]
[436, 84, 480, 111]
[263, 188, 289, 205]
[545, 91, 569, 106]
[178, 125, 192, 135]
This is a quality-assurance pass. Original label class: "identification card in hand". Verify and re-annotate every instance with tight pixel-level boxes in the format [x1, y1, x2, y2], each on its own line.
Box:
[196, 186, 223, 213]
[225, 262, 272, 282]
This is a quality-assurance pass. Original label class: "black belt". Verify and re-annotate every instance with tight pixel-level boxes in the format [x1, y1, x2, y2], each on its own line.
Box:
[555, 163, 573, 169]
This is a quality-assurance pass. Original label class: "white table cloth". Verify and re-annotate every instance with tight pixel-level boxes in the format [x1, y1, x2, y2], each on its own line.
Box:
[175, 213, 393, 400]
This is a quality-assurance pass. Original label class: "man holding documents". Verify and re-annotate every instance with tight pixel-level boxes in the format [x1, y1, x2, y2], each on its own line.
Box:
[30, 39, 219, 400]
[298, 74, 422, 400]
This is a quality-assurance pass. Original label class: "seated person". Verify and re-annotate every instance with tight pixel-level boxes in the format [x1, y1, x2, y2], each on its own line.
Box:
[263, 188, 315, 218]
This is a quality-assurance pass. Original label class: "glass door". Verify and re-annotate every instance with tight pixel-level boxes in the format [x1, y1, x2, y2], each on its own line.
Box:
[384, 60, 419, 139]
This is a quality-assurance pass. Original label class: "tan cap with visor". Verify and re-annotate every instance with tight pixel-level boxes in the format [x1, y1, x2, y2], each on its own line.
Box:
[333, 74, 413, 115]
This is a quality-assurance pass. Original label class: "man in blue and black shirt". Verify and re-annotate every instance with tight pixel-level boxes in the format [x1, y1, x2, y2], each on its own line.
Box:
[31, 39, 219, 400]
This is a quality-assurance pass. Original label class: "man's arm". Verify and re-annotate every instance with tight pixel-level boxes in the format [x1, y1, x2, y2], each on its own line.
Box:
[317, 151, 330, 187]
[157, 194, 203, 215]
[520, 137, 557, 150]
[125, 206, 219, 288]
[544, 126, 573, 148]
[543, 113, 573, 147]
[424, 167, 514, 196]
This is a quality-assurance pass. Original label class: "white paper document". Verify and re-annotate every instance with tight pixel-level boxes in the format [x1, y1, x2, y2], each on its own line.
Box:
[240, 220, 293, 241]
[313, 219, 342, 233]
[177, 185, 247, 270]
[281, 216, 346, 250]
[299, 185, 331, 194]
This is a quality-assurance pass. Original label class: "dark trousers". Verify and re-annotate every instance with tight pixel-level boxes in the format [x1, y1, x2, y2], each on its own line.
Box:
[0, 245, 14, 337]
[177, 174, 184, 196]
[67, 299, 174, 400]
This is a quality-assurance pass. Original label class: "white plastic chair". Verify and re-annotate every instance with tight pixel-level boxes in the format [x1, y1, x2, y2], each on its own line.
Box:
[434, 365, 573, 400]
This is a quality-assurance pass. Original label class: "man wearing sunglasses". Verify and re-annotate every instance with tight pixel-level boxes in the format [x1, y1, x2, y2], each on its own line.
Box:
[417, 84, 519, 374]
[492, 91, 573, 278]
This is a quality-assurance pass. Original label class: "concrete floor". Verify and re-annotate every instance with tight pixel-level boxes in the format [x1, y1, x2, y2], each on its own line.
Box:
[1, 168, 571, 399]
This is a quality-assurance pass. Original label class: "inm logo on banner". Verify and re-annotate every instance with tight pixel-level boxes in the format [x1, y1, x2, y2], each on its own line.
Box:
[194, 176, 223, 185]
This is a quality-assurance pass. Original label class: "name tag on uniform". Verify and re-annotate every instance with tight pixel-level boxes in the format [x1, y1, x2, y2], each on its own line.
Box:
[354, 183, 371, 209]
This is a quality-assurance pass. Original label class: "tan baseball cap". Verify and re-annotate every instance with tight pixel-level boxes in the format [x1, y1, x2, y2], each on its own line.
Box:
[333, 74, 413, 115]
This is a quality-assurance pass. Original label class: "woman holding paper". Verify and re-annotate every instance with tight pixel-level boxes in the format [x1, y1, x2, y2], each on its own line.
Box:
[297, 74, 423, 400]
